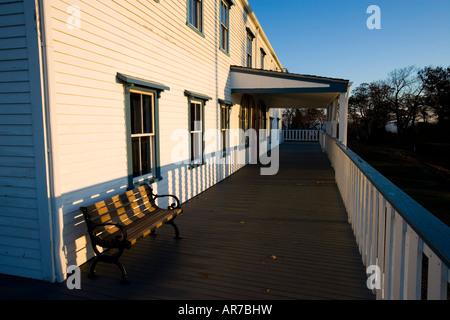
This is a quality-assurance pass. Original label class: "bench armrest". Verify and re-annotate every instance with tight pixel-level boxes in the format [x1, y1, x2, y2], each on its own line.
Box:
[90, 222, 129, 247]
[153, 194, 181, 210]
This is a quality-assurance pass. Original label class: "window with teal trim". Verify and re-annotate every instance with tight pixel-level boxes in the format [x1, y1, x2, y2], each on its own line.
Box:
[260, 48, 266, 69]
[188, 0, 203, 34]
[130, 90, 156, 179]
[220, 101, 232, 156]
[246, 28, 255, 68]
[190, 100, 204, 165]
[220, 0, 230, 53]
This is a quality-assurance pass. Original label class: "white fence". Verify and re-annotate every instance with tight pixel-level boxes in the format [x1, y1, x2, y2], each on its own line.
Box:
[283, 130, 320, 142]
[320, 132, 450, 300]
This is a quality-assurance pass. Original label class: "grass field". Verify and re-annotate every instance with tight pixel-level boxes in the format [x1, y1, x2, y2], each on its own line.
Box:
[348, 141, 450, 227]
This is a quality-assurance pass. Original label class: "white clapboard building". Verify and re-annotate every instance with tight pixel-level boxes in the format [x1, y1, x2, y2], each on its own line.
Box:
[0, 0, 350, 282]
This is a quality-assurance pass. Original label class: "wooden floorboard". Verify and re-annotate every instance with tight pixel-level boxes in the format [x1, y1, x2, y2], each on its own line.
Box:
[0, 143, 375, 300]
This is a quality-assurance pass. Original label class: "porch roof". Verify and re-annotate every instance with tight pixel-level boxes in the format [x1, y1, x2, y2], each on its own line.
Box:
[230, 66, 351, 109]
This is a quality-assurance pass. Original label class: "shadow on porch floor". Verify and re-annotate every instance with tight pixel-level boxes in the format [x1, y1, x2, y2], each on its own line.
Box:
[0, 143, 375, 300]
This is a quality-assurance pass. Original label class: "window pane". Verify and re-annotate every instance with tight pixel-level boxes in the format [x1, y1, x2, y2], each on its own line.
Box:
[221, 107, 225, 130]
[196, 104, 201, 121]
[195, 103, 202, 131]
[189, 0, 194, 25]
[226, 107, 229, 128]
[190, 132, 202, 163]
[190, 103, 196, 132]
[196, 0, 202, 30]
[194, 132, 202, 162]
[221, 26, 228, 51]
[130, 92, 142, 134]
[142, 94, 153, 134]
[132, 138, 140, 177]
[193, 1, 197, 27]
[141, 136, 152, 176]
[222, 130, 226, 152]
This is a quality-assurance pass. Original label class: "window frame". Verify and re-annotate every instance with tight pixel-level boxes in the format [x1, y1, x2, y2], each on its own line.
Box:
[220, 0, 230, 54]
[246, 27, 255, 68]
[260, 48, 266, 69]
[219, 99, 233, 157]
[117, 73, 169, 188]
[125, 86, 163, 187]
[189, 99, 204, 166]
[185, 90, 211, 169]
[187, 0, 204, 36]
[130, 89, 156, 181]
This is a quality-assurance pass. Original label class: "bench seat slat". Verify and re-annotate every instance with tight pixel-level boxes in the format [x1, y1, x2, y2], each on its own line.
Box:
[101, 208, 182, 246]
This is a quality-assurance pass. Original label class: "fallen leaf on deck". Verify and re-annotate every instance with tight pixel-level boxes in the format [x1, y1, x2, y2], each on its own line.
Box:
[271, 255, 277, 260]
[198, 272, 209, 280]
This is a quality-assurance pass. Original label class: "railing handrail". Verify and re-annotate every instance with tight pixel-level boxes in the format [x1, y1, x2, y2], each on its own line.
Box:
[320, 131, 449, 299]
[329, 135, 450, 268]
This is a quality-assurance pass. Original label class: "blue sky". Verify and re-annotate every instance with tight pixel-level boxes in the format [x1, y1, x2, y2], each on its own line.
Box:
[249, 0, 450, 91]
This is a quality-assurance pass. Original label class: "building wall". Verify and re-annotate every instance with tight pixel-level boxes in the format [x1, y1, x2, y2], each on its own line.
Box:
[43, 0, 283, 281]
[0, 0, 53, 281]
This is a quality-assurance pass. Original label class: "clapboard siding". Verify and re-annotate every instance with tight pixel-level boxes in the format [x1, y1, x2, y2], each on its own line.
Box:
[35, 0, 284, 281]
[0, 0, 48, 280]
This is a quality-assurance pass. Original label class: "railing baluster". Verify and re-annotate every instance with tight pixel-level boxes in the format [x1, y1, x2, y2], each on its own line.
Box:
[425, 244, 448, 300]
[391, 211, 406, 299]
[383, 203, 395, 300]
[404, 226, 422, 300]
[369, 189, 379, 270]
[281, 130, 320, 142]
[377, 197, 387, 300]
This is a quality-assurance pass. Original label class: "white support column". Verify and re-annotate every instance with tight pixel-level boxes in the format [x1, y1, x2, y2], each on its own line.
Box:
[326, 104, 332, 135]
[339, 88, 350, 146]
[332, 99, 338, 138]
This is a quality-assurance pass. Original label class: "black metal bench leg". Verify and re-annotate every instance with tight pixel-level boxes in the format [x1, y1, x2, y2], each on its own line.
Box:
[114, 261, 129, 284]
[88, 257, 99, 279]
[167, 220, 181, 240]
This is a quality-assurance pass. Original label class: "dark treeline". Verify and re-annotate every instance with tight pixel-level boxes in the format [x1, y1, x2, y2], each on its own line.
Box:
[348, 65, 450, 149]
[283, 108, 326, 130]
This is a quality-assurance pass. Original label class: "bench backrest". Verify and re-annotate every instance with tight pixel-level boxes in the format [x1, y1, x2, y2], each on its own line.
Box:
[80, 184, 156, 232]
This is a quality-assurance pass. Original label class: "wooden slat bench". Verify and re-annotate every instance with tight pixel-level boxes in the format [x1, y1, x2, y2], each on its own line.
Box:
[79, 184, 183, 284]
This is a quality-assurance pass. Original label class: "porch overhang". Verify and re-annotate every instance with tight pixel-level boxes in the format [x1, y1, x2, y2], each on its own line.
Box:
[230, 66, 351, 109]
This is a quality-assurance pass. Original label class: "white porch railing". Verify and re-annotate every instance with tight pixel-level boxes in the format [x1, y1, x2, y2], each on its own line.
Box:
[283, 130, 320, 142]
[320, 132, 450, 300]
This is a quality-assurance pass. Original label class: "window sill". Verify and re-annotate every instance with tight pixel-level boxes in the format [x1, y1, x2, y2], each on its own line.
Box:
[188, 163, 205, 170]
[219, 47, 230, 57]
[133, 175, 163, 187]
[187, 22, 205, 38]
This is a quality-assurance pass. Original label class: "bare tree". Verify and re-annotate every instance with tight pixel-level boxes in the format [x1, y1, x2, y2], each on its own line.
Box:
[386, 66, 424, 137]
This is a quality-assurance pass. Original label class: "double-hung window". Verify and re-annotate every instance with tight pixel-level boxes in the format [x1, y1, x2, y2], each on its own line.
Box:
[188, 0, 203, 34]
[219, 99, 232, 156]
[220, 0, 230, 53]
[130, 91, 155, 179]
[190, 100, 203, 164]
[185, 90, 211, 167]
[260, 48, 266, 69]
[117, 73, 169, 186]
[246, 27, 255, 68]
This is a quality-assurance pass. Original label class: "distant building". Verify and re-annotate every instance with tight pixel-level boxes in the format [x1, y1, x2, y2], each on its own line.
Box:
[0, 0, 350, 282]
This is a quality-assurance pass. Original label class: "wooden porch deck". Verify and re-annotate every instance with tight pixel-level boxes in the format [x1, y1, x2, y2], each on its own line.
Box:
[0, 143, 375, 300]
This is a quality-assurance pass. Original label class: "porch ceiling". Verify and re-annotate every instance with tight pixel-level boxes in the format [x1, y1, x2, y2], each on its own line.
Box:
[230, 66, 350, 109]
